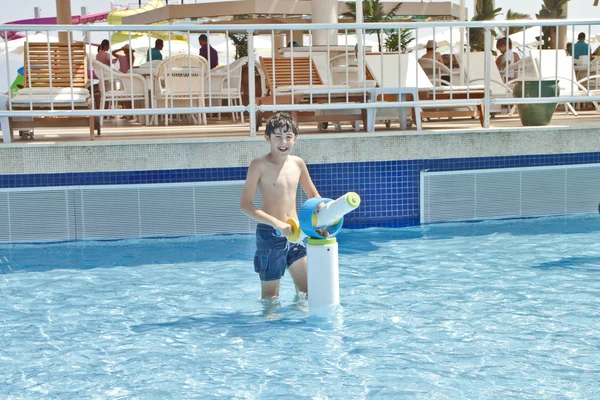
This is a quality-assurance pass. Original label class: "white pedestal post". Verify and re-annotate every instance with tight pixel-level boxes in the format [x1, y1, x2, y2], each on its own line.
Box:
[307, 238, 340, 317]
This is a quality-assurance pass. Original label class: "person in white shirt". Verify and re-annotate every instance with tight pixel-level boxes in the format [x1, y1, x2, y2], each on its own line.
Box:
[495, 37, 521, 80]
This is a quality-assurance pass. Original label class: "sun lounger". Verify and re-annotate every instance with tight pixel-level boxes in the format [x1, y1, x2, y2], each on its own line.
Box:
[464, 51, 514, 116]
[7, 42, 98, 141]
[256, 57, 371, 131]
[365, 53, 485, 128]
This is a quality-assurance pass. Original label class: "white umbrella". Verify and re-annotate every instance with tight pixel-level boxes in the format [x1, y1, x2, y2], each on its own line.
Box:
[409, 27, 465, 54]
[0, 33, 60, 55]
[213, 38, 235, 53]
[336, 33, 379, 51]
[507, 26, 542, 50]
[249, 35, 277, 58]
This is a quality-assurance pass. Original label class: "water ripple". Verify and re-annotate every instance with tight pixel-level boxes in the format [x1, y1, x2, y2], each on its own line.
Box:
[1, 215, 599, 398]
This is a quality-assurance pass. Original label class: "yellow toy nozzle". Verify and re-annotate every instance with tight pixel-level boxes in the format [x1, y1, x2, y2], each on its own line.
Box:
[287, 219, 301, 242]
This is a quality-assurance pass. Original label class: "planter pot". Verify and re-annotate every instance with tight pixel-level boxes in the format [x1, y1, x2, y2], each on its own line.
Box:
[513, 80, 559, 126]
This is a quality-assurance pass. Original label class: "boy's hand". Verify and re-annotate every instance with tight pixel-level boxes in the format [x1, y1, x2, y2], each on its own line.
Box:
[274, 220, 292, 237]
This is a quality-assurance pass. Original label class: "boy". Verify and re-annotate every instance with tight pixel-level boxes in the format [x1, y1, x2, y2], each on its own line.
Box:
[240, 113, 321, 299]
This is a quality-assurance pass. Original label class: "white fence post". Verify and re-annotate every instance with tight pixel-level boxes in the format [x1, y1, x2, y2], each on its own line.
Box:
[248, 32, 256, 136]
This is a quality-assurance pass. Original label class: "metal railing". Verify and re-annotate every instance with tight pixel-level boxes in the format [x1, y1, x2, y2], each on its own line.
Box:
[1, 19, 599, 142]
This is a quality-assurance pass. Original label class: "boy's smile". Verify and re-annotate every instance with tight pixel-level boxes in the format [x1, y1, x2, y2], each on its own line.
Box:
[266, 129, 296, 156]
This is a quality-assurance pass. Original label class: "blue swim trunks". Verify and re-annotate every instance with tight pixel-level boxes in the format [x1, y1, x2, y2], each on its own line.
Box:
[254, 223, 307, 281]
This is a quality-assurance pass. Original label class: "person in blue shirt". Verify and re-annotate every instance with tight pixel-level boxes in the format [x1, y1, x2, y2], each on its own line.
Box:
[570, 32, 590, 60]
[146, 39, 164, 61]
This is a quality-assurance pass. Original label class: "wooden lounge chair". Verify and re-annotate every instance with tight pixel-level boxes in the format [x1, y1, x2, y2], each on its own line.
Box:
[8, 42, 98, 140]
[256, 57, 371, 131]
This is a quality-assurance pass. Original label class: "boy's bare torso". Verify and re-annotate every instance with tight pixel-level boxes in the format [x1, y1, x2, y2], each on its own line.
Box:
[256, 154, 302, 222]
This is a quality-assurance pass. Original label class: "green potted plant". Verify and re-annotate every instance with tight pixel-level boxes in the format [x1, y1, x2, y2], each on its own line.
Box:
[513, 80, 560, 126]
[343, 0, 402, 52]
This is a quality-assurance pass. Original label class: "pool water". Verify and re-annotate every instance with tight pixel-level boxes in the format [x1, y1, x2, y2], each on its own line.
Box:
[1, 215, 600, 399]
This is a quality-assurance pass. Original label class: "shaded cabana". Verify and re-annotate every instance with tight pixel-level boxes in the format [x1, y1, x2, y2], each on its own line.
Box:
[121, 0, 466, 52]
[122, 1, 466, 26]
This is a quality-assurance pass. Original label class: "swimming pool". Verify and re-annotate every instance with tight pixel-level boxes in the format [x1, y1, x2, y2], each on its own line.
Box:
[1, 214, 599, 399]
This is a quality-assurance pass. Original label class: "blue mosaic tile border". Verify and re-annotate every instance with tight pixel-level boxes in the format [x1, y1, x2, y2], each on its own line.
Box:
[310, 152, 600, 228]
[2, 152, 600, 228]
[0, 167, 248, 188]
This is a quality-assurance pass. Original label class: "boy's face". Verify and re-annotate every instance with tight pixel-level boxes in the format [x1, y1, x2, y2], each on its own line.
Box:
[266, 128, 296, 156]
[497, 43, 506, 53]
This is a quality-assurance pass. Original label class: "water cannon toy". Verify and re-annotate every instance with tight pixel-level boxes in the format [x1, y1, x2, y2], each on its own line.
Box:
[278, 192, 361, 316]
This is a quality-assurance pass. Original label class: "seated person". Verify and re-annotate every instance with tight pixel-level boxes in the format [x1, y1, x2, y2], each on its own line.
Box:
[96, 39, 113, 66]
[420, 40, 444, 64]
[146, 39, 164, 61]
[495, 37, 520, 79]
[112, 44, 135, 73]
[570, 32, 591, 60]
[565, 42, 573, 57]
[441, 53, 460, 69]
[419, 41, 447, 83]
[199, 34, 218, 70]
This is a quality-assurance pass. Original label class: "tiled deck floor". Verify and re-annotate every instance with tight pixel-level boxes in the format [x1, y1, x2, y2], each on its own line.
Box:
[3, 110, 600, 145]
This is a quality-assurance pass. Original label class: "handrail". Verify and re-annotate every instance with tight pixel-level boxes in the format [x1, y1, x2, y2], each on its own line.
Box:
[2, 19, 600, 140]
[3, 18, 600, 32]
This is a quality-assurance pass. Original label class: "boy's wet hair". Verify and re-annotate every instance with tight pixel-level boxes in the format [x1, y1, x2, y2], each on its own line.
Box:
[265, 113, 298, 137]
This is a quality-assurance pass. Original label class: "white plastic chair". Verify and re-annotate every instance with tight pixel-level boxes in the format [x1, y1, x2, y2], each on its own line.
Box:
[364, 53, 429, 130]
[530, 49, 600, 115]
[506, 57, 537, 81]
[464, 52, 514, 115]
[205, 57, 247, 123]
[418, 57, 457, 86]
[154, 54, 208, 126]
[92, 59, 149, 127]
[329, 54, 360, 86]
[575, 56, 600, 89]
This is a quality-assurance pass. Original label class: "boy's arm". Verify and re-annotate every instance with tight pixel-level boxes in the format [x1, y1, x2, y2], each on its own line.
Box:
[298, 158, 320, 199]
[240, 159, 290, 232]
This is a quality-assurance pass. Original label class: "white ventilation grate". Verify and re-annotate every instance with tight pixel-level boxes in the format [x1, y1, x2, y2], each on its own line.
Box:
[0, 181, 308, 243]
[421, 163, 600, 223]
[3, 188, 76, 242]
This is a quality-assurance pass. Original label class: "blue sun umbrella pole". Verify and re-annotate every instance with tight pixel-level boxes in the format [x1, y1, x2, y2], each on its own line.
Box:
[277, 192, 362, 316]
